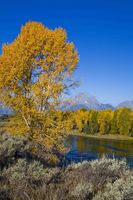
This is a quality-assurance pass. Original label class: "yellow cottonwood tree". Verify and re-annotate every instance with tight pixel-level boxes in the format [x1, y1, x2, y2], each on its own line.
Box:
[0, 22, 79, 150]
[74, 109, 89, 132]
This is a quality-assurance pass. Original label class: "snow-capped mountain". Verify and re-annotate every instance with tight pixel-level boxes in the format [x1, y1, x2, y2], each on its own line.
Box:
[61, 93, 114, 111]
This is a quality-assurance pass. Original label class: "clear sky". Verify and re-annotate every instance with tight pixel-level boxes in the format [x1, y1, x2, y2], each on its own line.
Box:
[0, 0, 133, 106]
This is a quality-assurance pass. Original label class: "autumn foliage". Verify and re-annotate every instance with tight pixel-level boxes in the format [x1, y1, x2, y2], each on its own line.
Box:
[0, 22, 79, 150]
[59, 108, 133, 136]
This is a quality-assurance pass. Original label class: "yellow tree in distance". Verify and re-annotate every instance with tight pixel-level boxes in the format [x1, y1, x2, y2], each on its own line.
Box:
[0, 22, 79, 150]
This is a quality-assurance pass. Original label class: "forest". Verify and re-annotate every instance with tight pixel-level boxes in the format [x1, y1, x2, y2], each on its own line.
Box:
[61, 107, 133, 136]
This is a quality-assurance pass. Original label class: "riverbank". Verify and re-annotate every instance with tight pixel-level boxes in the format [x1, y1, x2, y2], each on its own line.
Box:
[72, 132, 133, 143]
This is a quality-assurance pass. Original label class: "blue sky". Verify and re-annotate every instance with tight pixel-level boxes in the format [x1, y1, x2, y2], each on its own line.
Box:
[0, 0, 133, 106]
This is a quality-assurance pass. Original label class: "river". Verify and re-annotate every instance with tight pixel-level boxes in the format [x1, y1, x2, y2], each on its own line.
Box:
[64, 135, 133, 168]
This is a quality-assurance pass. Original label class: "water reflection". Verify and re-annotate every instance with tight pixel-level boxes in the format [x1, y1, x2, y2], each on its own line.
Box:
[65, 135, 133, 168]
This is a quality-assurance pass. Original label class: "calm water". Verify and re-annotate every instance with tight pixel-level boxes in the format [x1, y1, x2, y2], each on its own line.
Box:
[64, 135, 133, 168]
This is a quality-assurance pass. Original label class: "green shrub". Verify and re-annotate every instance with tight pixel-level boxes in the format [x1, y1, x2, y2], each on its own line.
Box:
[93, 176, 133, 200]
[0, 134, 30, 170]
[1, 134, 133, 200]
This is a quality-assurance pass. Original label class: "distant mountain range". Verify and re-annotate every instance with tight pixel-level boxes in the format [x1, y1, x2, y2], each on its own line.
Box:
[61, 93, 133, 111]
[116, 100, 133, 110]
[0, 93, 133, 115]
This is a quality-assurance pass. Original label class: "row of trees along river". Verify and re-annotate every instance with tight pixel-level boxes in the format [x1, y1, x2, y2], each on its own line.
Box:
[51, 108, 133, 136]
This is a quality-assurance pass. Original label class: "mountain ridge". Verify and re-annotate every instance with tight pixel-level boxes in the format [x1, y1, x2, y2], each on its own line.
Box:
[0, 93, 133, 115]
[61, 93, 133, 111]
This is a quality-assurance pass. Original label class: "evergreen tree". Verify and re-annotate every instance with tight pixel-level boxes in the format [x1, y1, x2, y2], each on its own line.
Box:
[88, 110, 99, 134]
